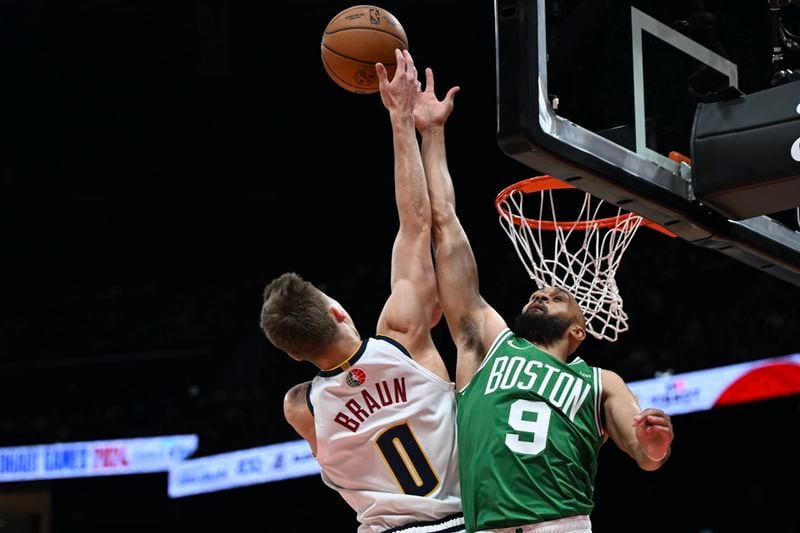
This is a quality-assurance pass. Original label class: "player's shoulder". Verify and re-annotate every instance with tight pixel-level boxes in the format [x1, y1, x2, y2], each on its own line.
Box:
[284, 381, 311, 418]
[369, 334, 454, 384]
[365, 333, 413, 359]
[599, 368, 628, 390]
[283, 381, 317, 451]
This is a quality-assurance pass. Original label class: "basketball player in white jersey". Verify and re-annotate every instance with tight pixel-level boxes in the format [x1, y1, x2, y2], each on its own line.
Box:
[260, 49, 464, 533]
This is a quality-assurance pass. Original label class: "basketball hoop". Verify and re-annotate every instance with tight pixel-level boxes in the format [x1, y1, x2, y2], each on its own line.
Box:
[495, 175, 677, 343]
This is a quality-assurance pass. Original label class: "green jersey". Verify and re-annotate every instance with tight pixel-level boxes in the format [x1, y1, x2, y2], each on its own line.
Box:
[456, 329, 604, 532]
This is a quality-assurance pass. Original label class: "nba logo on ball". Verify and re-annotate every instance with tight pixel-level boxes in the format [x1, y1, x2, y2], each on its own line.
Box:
[321, 5, 409, 94]
[346, 368, 367, 387]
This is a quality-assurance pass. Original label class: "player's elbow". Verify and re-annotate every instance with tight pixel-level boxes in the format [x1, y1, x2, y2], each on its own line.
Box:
[431, 212, 462, 249]
[430, 204, 457, 230]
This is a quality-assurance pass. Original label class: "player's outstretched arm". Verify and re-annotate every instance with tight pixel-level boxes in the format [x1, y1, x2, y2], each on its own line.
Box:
[415, 66, 506, 387]
[375, 50, 449, 380]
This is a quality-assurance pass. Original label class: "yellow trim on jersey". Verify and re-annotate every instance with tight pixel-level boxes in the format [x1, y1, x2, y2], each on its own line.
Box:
[322, 340, 365, 372]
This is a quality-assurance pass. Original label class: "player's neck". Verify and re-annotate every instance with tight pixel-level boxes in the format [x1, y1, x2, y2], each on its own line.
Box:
[315, 335, 364, 371]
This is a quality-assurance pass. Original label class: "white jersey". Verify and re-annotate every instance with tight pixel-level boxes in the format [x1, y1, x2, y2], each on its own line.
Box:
[308, 335, 463, 533]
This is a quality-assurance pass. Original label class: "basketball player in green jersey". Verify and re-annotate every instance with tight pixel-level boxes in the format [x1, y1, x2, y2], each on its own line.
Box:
[413, 67, 674, 532]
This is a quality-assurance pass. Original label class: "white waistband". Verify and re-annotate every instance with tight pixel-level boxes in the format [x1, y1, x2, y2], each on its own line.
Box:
[475, 515, 591, 533]
[385, 513, 465, 533]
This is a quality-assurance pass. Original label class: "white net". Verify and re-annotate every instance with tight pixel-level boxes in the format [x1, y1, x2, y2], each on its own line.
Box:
[496, 177, 645, 342]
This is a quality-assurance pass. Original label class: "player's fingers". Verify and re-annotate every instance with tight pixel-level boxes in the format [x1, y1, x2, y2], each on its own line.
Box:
[633, 413, 669, 429]
[639, 423, 672, 432]
[375, 62, 387, 83]
[634, 409, 670, 426]
[395, 48, 405, 72]
[404, 49, 415, 74]
[645, 413, 671, 426]
[403, 51, 417, 81]
[445, 86, 460, 103]
[425, 67, 435, 92]
[649, 426, 673, 433]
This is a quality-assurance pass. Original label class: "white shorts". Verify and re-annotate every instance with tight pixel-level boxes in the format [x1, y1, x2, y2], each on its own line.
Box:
[475, 514, 591, 533]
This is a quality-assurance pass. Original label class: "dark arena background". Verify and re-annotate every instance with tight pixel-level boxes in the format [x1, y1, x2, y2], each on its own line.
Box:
[2, 1, 800, 532]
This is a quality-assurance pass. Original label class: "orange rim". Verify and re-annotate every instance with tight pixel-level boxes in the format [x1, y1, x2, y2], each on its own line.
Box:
[495, 176, 677, 237]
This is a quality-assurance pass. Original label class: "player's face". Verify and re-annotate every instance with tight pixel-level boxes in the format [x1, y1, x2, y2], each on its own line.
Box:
[522, 287, 576, 319]
[512, 287, 581, 346]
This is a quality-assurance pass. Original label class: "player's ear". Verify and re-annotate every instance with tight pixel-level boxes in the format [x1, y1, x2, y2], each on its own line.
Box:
[331, 306, 348, 322]
[570, 323, 586, 342]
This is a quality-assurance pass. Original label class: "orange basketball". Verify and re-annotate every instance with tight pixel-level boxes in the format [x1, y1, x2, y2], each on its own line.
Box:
[321, 5, 409, 94]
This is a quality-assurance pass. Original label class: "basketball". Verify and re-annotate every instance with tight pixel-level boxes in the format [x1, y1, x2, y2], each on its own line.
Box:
[321, 5, 408, 94]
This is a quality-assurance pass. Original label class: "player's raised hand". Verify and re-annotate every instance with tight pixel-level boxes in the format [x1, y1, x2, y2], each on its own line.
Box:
[413, 66, 460, 133]
[377, 49, 420, 114]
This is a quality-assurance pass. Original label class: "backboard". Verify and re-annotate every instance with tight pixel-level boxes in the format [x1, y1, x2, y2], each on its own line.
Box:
[494, 0, 800, 287]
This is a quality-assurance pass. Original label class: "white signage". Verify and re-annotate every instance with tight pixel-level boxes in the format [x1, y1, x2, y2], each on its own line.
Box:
[0, 434, 198, 482]
[168, 439, 319, 498]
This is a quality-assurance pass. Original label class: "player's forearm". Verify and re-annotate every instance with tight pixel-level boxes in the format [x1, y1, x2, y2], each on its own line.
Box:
[420, 128, 456, 227]
[392, 114, 431, 231]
